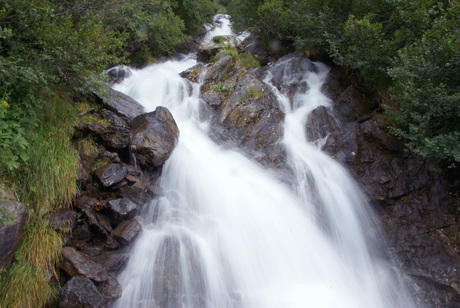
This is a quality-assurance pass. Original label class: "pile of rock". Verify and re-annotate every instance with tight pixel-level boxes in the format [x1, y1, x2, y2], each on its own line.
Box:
[53, 83, 180, 307]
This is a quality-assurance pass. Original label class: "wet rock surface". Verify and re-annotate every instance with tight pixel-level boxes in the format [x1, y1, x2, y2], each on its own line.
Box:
[320, 80, 460, 306]
[130, 106, 179, 167]
[92, 85, 144, 121]
[59, 276, 106, 308]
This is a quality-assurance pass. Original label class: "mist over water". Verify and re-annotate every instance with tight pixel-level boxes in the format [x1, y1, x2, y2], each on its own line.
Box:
[111, 17, 414, 308]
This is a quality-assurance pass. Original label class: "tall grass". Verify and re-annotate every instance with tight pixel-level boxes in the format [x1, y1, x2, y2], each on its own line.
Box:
[0, 94, 79, 307]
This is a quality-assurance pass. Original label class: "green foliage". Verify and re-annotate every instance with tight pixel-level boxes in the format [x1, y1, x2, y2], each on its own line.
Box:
[238, 52, 260, 68]
[212, 46, 239, 61]
[386, 1, 460, 166]
[328, 14, 393, 89]
[172, 0, 217, 35]
[0, 99, 29, 172]
[229, 0, 460, 167]
[213, 35, 226, 43]
[212, 82, 233, 94]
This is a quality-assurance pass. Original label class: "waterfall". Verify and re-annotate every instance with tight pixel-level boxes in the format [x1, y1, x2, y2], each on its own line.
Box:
[111, 16, 414, 308]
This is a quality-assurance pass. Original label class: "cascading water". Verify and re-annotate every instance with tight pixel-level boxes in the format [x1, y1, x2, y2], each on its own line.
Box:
[111, 17, 414, 308]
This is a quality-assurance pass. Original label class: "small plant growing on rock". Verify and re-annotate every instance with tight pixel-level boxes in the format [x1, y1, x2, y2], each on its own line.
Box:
[212, 82, 233, 95]
[212, 35, 226, 43]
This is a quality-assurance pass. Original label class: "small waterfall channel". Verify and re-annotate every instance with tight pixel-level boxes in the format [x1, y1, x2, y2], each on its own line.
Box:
[111, 15, 414, 308]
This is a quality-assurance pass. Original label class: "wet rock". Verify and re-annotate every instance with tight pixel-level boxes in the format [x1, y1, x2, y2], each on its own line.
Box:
[75, 195, 100, 211]
[93, 247, 130, 275]
[59, 276, 106, 308]
[334, 85, 365, 122]
[408, 274, 460, 307]
[244, 40, 269, 65]
[105, 198, 138, 224]
[180, 63, 206, 83]
[130, 107, 179, 167]
[83, 209, 112, 239]
[202, 55, 235, 92]
[96, 275, 122, 304]
[268, 53, 316, 91]
[322, 120, 413, 200]
[212, 71, 286, 169]
[61, 247, 108, 282]
[94, 163, 128, 187]
[71, 221, 93, 242]
[153, 235, 207, 308]
[306, 105, 341, 141]
[202, 90, 222, 109]
[92, 85, 144, 121]
[101, 109, 128, 128]
[113, 218, 142, 247]
[49, 209, 78, 232]
[106, 66, 131, 85]
[118, 186, 156, 207]
[0, 199, 27, 269]
[85, 123, 130, 149]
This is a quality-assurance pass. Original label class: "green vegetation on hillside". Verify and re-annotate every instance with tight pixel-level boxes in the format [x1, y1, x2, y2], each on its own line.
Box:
[0, 0, 217, 306]
[227, 0, 460, 168]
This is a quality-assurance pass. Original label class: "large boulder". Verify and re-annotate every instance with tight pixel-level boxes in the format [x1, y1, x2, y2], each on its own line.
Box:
[215, 70, 286, 169]
[0, 199, 27, 269]
[130, 107, 179, 167]
[59, 276, 106, 308]
[92, 85, 144, 121]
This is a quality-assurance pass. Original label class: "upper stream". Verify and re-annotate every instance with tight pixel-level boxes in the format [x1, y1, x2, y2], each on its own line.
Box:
[111, 15, 414, 308]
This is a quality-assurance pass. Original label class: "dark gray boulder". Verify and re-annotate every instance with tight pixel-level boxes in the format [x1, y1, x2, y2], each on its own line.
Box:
[94, 163, 128, 188]
[59, 276, 106, 308]
[130, 107, 179, 167]
[112, 218, 142, 247]
[61, 247, 108, 282]
[92, 85, 144, 121]
[95, 275, 122, 304]
[216, 71, 286, 169]
[105, 198, 138, 224]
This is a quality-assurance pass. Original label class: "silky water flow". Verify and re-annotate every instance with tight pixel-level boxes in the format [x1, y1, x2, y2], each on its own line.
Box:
[111, 19, 414, 308]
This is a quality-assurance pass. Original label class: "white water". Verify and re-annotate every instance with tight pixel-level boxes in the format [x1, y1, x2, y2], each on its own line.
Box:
[111, 20, 413, 308]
